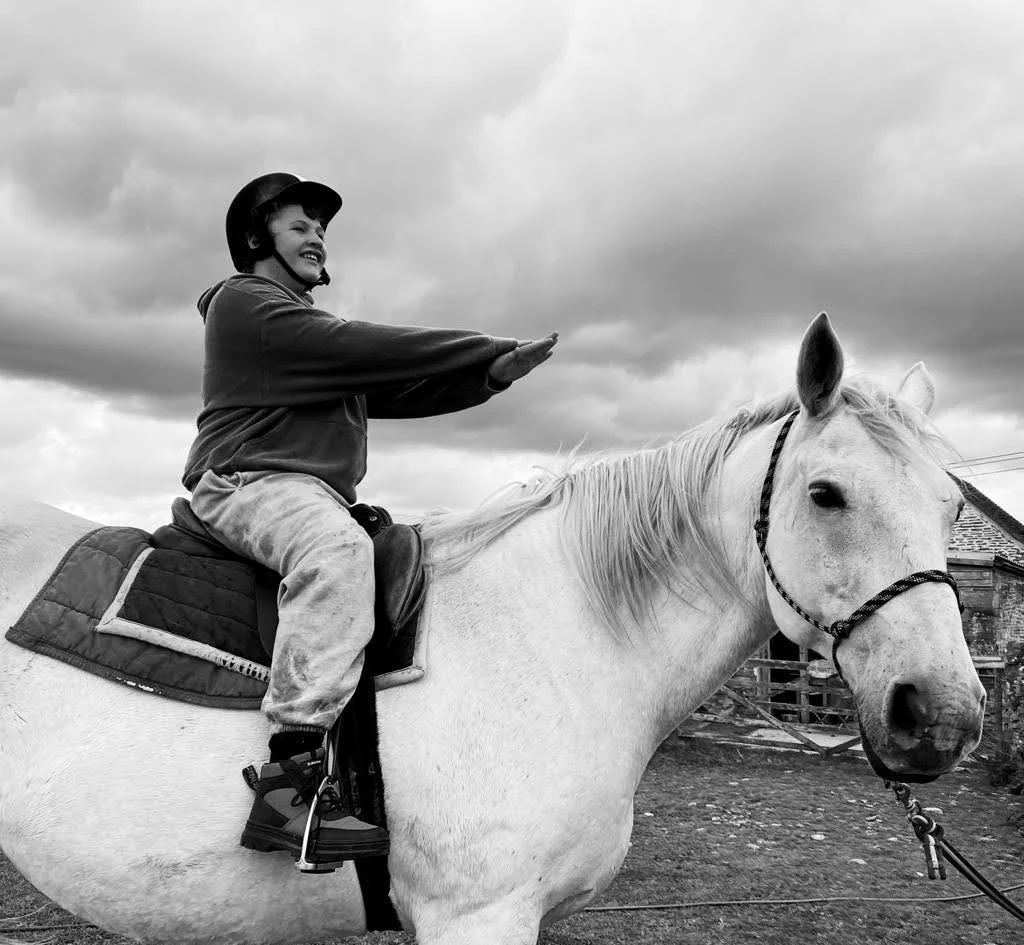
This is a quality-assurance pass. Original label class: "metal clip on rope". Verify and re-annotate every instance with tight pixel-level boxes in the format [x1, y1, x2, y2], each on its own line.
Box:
[890, 782, 946, 880]
[886, 780, 1024, 922]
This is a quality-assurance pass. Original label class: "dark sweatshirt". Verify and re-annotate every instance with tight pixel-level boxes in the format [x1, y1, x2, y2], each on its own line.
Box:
[182, 274, 519, 503]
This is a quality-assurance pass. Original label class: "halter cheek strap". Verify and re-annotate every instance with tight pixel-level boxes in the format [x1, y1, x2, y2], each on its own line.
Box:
[754, 412, 963, 680]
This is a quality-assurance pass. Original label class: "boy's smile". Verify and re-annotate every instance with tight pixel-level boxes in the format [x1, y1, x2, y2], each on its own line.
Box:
[264, 204, 328, 288]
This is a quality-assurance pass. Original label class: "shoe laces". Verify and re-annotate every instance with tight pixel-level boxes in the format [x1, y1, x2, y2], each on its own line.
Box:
[279, 757, 348, 816]
[313, 780, 348, 817]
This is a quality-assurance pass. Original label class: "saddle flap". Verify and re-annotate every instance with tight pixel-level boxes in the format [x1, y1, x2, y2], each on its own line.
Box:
[372, 524, 424, 631]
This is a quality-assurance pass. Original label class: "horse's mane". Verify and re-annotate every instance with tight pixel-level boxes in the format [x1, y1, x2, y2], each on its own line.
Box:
[418, 377, 953, 638]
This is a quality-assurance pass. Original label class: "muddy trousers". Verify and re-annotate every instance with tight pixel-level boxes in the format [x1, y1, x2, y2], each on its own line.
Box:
[190, 469, 374, 736]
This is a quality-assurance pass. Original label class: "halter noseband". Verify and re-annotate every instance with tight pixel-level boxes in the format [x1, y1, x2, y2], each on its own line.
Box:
[754, 411, 963, 680]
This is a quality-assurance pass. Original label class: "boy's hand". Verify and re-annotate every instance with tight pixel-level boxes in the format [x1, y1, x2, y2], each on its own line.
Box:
[488, 332, 558, 386]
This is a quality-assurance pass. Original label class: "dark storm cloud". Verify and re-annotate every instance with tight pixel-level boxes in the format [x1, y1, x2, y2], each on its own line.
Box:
[0, 289, 200, 400]
[2, 0, 1024, 461]
[403, 1, 1024, 399]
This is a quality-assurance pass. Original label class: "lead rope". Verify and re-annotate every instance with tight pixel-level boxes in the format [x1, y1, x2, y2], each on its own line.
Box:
[886, 780, 1024, 922]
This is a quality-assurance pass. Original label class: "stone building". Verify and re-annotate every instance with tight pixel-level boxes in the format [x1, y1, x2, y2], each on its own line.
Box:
[947, 477, 1024, 762]
[951, 476, 1024, 568]
[949, 476, 1024, 654]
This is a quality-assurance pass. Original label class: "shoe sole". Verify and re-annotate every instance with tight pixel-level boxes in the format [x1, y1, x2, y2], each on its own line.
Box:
[240, 822, 391, 861]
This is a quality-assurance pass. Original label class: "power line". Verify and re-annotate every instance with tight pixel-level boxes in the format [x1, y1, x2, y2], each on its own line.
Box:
[955, 463, 1024, 479]
[948, 450, 1024, 469]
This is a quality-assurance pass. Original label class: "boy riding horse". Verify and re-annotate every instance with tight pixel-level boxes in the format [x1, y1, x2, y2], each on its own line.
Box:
[182, 172, 557, 865]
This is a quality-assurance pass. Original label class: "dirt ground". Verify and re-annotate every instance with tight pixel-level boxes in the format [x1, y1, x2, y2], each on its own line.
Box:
[2, 737, 1023, 945]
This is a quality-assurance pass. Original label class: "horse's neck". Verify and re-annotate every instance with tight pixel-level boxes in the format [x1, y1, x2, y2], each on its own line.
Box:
[424, 449, 774, 763]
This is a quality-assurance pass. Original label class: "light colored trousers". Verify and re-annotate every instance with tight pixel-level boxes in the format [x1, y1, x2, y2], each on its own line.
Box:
[190, 469, 374, 735]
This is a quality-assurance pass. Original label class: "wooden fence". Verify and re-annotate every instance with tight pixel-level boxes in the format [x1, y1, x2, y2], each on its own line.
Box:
[700, 651, 1008, 760]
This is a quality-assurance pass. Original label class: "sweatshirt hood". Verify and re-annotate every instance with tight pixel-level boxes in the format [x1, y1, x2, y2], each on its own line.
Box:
[197, 280, 227, 322]
[197, 274, 315, 321]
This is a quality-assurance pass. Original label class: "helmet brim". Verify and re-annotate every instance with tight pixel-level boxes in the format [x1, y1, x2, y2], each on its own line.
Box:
[263, 180, 343, 227]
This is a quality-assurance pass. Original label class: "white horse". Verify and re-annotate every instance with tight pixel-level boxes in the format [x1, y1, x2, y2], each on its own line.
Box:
[0, 314, 985, 945]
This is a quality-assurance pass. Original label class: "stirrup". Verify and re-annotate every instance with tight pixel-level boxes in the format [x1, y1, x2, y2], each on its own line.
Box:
[295, 737, 346, 873]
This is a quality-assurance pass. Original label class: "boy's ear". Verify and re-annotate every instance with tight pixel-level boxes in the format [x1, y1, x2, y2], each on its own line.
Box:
[247, 232, 261, 250]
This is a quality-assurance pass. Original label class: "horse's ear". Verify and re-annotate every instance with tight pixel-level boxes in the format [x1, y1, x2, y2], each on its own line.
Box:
[796, 312, 844, 418]
[898, 362, 936, 415]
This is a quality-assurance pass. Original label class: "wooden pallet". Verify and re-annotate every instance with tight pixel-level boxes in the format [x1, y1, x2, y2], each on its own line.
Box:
[676, 711, 867, 761]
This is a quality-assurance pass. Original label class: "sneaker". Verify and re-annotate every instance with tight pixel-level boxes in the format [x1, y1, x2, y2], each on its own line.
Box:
[239, 750, 389, 863]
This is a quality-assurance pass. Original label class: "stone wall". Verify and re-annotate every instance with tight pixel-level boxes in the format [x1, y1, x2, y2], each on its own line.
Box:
[949, 555, 1024, 764]
[1006, 643, 1024, 767]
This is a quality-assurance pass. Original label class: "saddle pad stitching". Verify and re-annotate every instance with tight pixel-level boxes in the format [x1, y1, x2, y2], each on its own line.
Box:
[77, 536, 148, 564]
[137, 564, 257, 604]
[101, 545, 262, 643]
[22, 532, 151, 625]
[118, 582, 260, 635]
[31, 595, 117, 623]
[137, 578, 255, 608]
[6, 528, 108, 625]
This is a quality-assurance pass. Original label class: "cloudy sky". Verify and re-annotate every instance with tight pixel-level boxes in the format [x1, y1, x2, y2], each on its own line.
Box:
[2, 0, 1024, 531]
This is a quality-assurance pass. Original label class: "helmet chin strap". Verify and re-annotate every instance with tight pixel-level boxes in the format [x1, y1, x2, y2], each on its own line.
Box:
[271, 246, 330, 289]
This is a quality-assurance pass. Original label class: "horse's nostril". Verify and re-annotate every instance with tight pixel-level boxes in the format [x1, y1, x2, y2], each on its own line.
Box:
[889, 683, 934, 734]
[891, 684, 914, 733]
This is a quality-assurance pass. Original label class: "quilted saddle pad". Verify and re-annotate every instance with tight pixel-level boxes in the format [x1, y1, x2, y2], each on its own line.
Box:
[6, 524, 426, 709]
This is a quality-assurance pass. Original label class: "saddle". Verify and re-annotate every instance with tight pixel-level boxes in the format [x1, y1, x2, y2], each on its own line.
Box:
[150, 497, 426, 677]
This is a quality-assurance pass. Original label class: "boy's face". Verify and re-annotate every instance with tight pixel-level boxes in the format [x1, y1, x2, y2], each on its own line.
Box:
[266, 204, 327, 285]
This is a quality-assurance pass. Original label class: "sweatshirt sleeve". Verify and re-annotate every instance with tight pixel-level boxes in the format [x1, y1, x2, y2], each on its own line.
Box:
[365, 360, 512, 419]
[217, 284, 518, 406]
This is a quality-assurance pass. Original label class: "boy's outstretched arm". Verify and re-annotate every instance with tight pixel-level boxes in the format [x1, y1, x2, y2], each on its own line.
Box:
[487, 332, 559, 386]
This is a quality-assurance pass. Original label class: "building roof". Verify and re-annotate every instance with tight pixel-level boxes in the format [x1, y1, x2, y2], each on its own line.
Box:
[949, 475, 1024, 567]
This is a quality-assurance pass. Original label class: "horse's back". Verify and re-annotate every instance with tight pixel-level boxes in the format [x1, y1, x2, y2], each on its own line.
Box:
[0, 498, 96, 625]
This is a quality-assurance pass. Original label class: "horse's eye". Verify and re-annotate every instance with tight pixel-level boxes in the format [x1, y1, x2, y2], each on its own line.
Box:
[809, 482, 845, 509]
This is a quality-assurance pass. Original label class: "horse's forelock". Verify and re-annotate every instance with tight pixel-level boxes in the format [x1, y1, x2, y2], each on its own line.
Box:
[839, 378, 955, 466]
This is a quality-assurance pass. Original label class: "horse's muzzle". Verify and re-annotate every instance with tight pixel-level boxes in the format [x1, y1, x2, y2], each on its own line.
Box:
[860, 726, 941, 784]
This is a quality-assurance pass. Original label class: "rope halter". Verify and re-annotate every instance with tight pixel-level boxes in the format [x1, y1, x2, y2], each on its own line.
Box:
[754, 412, 963, 680]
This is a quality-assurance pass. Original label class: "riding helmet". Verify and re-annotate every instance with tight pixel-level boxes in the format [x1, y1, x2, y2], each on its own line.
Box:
[225, 172, 343, 276]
